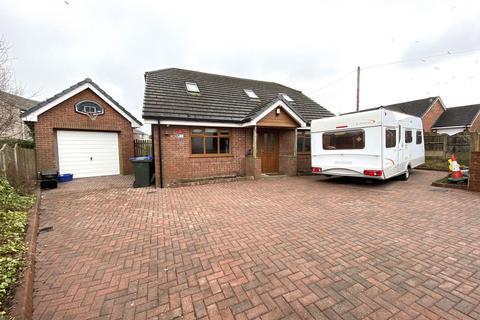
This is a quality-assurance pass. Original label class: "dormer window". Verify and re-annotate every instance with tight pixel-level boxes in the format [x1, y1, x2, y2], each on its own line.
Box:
[244, 89, 259, 99]
[185, 82, 200, 93]
[280, 93, 293, 102]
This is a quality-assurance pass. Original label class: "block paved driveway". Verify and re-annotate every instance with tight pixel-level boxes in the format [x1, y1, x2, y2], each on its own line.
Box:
[33, 171, 480, 320]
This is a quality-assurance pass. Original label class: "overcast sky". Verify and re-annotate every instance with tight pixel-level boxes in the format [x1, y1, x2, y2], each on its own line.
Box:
[2, 0, 480, 132]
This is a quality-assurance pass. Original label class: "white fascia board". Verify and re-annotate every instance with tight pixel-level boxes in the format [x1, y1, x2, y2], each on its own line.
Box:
[21, 83, 141, 128]
[431, 125, 470, 129]
[144, 119, 244, 127]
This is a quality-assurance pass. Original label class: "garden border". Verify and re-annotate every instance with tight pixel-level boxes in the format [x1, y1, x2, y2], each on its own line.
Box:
[11, 187, 41, 320]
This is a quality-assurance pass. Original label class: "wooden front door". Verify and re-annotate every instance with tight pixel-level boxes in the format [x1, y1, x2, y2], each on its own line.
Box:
[258, 130, 279, 173]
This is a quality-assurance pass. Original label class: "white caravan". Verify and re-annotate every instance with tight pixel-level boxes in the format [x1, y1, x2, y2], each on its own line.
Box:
[310, 108, 425, 180]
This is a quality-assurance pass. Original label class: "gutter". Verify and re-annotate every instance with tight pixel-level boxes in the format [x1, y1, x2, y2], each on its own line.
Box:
[157, 119, 164, 188]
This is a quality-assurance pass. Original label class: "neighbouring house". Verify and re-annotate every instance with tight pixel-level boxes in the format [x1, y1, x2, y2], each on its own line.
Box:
[381, 97, 446, 132]
[431, 104, 480, 135]
[21, 78, 142, 178]
[133, 128, 150, 140]
[0, 90, 38, 139]
[142, 68, 334, 187]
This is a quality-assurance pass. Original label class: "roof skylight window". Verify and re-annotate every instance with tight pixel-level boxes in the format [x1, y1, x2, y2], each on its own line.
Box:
[185, 82, 200, 93]
[280, 93, 294, 102]
[244, 89, 259, 99]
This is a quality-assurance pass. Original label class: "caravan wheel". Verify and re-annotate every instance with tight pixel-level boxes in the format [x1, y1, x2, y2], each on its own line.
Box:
[400, 166, 411, 181]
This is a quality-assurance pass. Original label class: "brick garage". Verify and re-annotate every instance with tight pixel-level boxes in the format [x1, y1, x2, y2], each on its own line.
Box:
[22, 78, 142, 177]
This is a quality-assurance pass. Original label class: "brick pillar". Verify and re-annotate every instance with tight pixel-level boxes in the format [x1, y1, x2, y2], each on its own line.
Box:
[278, 129, 297, 176]
[152, 124, 162, 187]
[468, 152, 480, 192]
[245, 156, 261, 178]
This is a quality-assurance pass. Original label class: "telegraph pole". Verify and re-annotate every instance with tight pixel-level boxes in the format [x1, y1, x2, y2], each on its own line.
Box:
[356, 66, 360, 111]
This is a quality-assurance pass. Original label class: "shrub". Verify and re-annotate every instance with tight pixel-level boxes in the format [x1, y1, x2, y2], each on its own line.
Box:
[0, 139, 34, 149]
[0, 178, 34, 317]
[0, 179, 34, 211]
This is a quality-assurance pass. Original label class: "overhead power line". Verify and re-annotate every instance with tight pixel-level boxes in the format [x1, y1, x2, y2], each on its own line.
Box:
[308, 47, 480, 94]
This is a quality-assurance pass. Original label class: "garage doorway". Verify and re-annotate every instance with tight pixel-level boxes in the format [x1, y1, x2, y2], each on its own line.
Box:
[57, 130, 120, 178]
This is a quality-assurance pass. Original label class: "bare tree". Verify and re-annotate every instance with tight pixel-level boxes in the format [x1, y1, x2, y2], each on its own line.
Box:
[0, 38, 31, 139]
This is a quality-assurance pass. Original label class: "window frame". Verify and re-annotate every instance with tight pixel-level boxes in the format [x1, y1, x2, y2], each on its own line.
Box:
[190, 128, 232, 157]
[416, 130, 423, 145]
[385, 127, 397, 148]
[280, 93, 294, 102]
[405, 129, 413, 144]
[322, 129, 365, 150]
[185, 82, 200, 93]
[244, 89, 259, 99]
[297, 130, 311, 154]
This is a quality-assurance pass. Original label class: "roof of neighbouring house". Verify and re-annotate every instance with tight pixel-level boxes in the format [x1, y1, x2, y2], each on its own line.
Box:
[432, 104, 480, 128]
[0, 90, 39, 111]
[22, 78, 142, 126]
[343, 96, 442, 118]
[382, 96, 441, 118]
[142, 68, 334, 124]
[134, 129, 147, 135]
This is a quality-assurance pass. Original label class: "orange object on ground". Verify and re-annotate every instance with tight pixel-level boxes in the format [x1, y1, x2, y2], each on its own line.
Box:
[448, 154, 463, 179]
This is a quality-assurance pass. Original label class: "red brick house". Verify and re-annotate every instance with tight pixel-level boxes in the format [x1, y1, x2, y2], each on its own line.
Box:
[143, 68, 334, 187]
[381, 96, 446, 132]
[432, 104, 480, 135]
[22, 78, 142, 178]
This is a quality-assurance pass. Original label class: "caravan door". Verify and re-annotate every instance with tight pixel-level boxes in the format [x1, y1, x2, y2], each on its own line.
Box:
[397, 124, 405, 171]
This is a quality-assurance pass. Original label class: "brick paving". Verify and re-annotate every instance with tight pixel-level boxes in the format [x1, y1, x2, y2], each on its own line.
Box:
[33, 170, 480, 319]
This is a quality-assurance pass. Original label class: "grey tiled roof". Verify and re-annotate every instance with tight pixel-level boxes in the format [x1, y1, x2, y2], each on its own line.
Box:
[343, 97, 440, 118]
[383, 97, 439, 118]
[142, 68, 334, 124]
[433, 104, 480, 128]
[22, 78, 142, 126]
[0, 90, 38, 111]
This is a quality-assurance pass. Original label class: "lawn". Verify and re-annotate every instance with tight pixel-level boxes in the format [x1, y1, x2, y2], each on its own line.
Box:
[0, 179, 35, 317]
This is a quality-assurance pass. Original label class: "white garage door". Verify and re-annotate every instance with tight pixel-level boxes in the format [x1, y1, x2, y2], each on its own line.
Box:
[57, 130, 120, 178]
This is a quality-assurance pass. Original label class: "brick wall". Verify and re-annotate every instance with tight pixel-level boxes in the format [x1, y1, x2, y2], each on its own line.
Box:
[278, 129, 297, 176]
[297, 154, 311, 173]
[468, 152, 480, 192]
[469, 113, 480, 132]
[153, 125, 252, 187]
[34, 88, 134, 174]
[423, 100, 445, 132]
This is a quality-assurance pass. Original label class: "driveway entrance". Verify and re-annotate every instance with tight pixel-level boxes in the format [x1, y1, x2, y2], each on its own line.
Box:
[33, 171, 480, 319]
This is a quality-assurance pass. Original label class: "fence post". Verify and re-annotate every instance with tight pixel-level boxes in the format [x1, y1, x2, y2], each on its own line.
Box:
[472, 133, 480, 152]
[13, 143, 19, 175]
[442, 135, 448, 157]
[0, 144, 6, 178]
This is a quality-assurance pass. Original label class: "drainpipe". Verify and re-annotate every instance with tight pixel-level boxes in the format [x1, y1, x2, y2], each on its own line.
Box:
[157, 119, 164, 188]
[253, 126, 257, 158]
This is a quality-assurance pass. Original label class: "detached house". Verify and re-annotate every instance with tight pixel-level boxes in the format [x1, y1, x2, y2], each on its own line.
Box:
[142, 68, 333, 187]
[432, 104, 480, 135]
[381, 96, 446, 132]
[0, 90, 38, 139]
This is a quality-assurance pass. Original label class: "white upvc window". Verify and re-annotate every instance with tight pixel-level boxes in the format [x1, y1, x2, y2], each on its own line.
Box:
[185, 82, 200, 93]
[244, 89, 259, 99]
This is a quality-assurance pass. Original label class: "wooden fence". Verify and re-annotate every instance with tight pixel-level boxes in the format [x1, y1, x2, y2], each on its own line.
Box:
[0, 144, 36, 184]
[134, 139, 152, 157]
[423, 132, 479, 169]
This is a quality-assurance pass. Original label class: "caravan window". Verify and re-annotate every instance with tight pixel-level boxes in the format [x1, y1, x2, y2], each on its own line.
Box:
[386, 129, 396, 148]
[416, 130, 422, 144]
[322, 129, 365, 150]
[405, 130, 413, 143]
